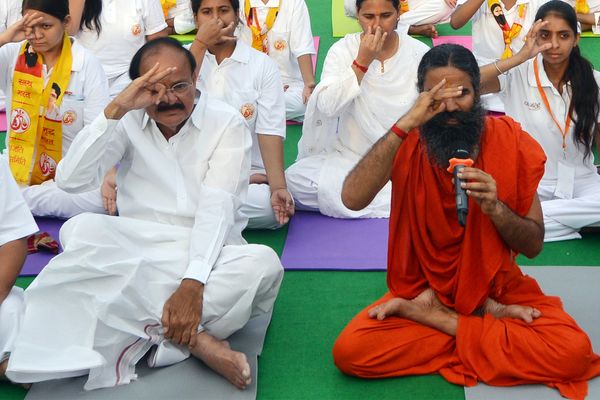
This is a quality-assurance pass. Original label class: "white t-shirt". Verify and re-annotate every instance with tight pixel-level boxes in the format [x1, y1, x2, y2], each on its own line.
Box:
[499, 54, 600, 186]
[167, 0, 196, 34]
[0, 0, 21, 33]
[192, 41, 285, 170]
[0, 157, 38, 246]
[77, 0, 167, 80]
[238, 0, 316, 84]
[0, 39, 110, 157]
[457, 0, 549, 64]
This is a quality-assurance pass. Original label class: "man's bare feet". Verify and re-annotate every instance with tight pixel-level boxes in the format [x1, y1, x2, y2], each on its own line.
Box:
[0, 359, 7, 380]
[368, 289, 458, 336]
[189, 332, 251, 389]
[482, 298, 542, 323]
[408, 24, 438, 38]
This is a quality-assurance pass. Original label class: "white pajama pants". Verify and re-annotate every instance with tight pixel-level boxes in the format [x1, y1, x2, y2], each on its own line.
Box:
[0, 287, 25, 363]
[21, 180, 105, 219]
[243, 183, 282, 230]
[284, 80, 307, 122]
[539, 179, 600, 242]
[6, 213, 283, 390]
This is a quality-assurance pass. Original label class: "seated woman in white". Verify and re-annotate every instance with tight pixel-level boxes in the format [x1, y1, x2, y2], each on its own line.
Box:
[188, 0, 293, 229]
[480, 0, 600, 241]
[286, 0, 429, 218]
[0, 157, 39, 380]
[561, 0, 600, 31]
[237, 0, 316, 121]
[345, 0, 459, 38]
[451, 0, 549, 111]
[0, 0, 111, 219]
[71, 0, 169, 98]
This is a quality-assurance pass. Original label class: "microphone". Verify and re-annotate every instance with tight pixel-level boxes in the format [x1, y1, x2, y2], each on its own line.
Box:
[447, 143, 473, 227]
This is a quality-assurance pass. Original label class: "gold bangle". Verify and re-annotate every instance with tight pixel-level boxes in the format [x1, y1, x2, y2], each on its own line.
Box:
[493, 59, 507, 76]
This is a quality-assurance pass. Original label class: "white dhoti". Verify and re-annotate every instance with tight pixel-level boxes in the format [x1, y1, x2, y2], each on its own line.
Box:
[0, 287, 25, 363]
[6, 213, 283, 390]
[284, 80, 306, 122]
[399, 1, 455, 26]
[243, 183, 282, 230]
[539, 177, 600, 242]
[286, 152, 391, 218]
[21, 180, 105, 219]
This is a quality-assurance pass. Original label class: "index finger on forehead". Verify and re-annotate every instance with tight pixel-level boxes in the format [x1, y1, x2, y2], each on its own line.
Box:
[146, 66, 177, 85]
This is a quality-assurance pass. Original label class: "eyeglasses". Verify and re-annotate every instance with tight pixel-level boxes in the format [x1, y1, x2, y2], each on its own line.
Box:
[153, 81, 194, 96]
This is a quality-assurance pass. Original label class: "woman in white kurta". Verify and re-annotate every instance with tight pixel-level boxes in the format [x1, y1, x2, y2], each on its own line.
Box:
[237, 0, 316, 121]
[188, 0, 293, 229]
[480, 0, 600, 241]
[74, 0, 169, 98]
[286, 0, 430, 218]
[0, 157, 38, 379]
[0, 0, 110, 219]
[451, 0, 549, 111]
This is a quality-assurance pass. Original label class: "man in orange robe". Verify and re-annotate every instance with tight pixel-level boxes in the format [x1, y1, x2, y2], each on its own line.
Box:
[333, 44, 600, 400]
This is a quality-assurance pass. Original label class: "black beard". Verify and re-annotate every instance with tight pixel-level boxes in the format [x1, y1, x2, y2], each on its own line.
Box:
[419, 101, 485, 169]
[25, 51, 38, 68]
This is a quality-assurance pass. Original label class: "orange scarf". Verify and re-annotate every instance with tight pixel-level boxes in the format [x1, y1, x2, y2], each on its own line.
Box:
[386, 117, 546, 314]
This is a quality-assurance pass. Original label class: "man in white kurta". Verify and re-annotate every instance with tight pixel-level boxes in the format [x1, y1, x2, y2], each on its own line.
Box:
[286, 32, 429, 218]
[0, 157, 39, 378]
[77, 0, 168, 98]
[6, 38, 283, 390]
[498, 54, 600, 241]
[238, 0, 316, 121]
[0, 35, 110, 218]
[194, 39, 288, 229]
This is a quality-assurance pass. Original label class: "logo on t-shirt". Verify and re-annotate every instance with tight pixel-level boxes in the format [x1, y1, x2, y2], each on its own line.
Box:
[10, 108, 31, 133]
[240, 103, 255, 120]
[62, 110, 77, 125]
[131, 24, 142, 36]
[273, 39, 287, 51]
[524, 100, 541, 111]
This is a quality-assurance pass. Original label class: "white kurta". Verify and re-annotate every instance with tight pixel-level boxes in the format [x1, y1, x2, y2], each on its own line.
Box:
[193, 40, 286, 229]
[6, 95, 284, 389]
[287, 33, 429, 218]
[499, 54, 600, 241]
[0, 157, 38, 363]
[238, 0, 316, 120]
[0, 39, 110, 218]
[77, 0, 167, 97]
[400, 0, 457, 27]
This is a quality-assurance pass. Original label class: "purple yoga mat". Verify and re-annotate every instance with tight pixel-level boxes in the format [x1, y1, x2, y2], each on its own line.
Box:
[281, 211, 388, 270]
[20, 217, 65, 276]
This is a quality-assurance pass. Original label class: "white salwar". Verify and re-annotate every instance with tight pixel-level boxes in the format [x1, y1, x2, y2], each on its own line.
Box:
[0, 39, 110, 218]
[0, 157, 38, 363]
[77, 0, 168, 98]
[238, 0, 316, 121]
[286, 32, 429, 218]
[191, 40, 286, 229]
[500, 55, 600, 241]
[6, 95, 284, 389]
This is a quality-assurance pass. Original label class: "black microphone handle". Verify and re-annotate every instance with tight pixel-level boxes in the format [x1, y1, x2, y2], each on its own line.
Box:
[453, 164, 469, 227]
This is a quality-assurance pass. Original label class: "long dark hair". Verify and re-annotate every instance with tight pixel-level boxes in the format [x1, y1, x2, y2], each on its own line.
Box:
[80, 0, 102, 35]
[22, 0, 69, 21]
[536, 0, 599, 160]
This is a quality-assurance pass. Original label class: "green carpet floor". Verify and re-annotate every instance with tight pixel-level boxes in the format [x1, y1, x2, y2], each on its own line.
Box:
[2, 1, 600, 399]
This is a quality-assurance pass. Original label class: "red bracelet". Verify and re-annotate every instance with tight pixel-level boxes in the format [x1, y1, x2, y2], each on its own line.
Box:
[352, 59, 368, 73]
[390, 124, 409, 140]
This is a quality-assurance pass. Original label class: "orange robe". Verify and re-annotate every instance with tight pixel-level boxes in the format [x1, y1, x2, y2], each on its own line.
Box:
[333, 116, 600, 399]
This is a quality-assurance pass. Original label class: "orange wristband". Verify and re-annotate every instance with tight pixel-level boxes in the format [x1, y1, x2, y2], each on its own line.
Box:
[352, 59, 368, 73]
[390, 124, 409, 140]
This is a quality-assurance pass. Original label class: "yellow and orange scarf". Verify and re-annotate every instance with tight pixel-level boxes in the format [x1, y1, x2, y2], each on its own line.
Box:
[488, 0, 527, 59]
[243, 0, 280, 54]
[575, 0, 589, 14]
[8, 35, 72, 185]
[160, 0, 177, 18]
[400, 0, 409, 14]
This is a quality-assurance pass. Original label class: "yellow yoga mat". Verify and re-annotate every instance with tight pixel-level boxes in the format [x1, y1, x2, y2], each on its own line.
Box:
[332, 0, 361, 37]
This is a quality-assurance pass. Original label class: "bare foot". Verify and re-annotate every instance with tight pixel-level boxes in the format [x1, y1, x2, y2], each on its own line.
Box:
[368, 289, 458, 336]
[408, 24, 438, 38]
[190, 332, 251, 389]
[482, 298, 542, 323]
[0, 359, 7, 379]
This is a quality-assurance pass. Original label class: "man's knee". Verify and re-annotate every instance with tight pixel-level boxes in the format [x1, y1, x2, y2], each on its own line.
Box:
[551, 331, 593, 379]
[332, 328, 365, 377]
[243, 244, 283, 284]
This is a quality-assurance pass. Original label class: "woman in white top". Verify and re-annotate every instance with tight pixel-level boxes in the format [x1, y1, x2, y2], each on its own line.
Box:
[451, 0, 549, 111]
[237, 0, 316, 121]
[188, 0, 293, 229]
[72, 0, 169, 98]
[0, 158, 39, 380]
[286, 0, 430, 218]
[0, 0, 110, 219]
[480, 0, 600, 241]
